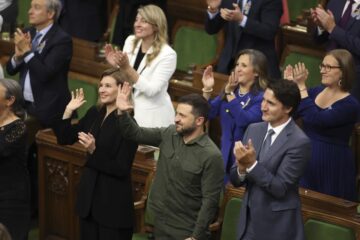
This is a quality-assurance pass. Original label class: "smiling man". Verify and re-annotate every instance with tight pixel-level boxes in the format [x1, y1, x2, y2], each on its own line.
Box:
[116, 83, 224, 240]
[230, 80, 311, 240]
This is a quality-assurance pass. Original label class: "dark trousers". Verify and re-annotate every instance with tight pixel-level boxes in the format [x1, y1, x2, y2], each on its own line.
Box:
[80, 216, 133, 240]
[241, 206, 255, 240]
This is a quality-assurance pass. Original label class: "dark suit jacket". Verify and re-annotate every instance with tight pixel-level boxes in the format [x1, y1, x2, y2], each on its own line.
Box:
[6, 24, 72, 126]
[205, 0, 282, 78]
[314, 0, 360, 100]
[53, 107, 138, 228]
[59, 0, 107, 42]
[230, 120, 311, 240]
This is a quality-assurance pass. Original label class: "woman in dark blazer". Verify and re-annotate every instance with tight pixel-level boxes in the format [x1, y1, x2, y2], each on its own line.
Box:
[53, 68, 138, 240]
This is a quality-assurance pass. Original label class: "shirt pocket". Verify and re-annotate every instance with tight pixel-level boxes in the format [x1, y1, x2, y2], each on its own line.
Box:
[181, 160, 202, 188]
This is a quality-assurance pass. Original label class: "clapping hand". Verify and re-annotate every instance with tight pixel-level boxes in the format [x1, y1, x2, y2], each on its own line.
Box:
[233, 139, 256, 169]
[202, 65, 215, 90]
[14, 28, 31, 59]
[220, 3, 243, 22]
[104, 43, 119, 67]
[225, 71, 238, 93]
[314, 7, 336, 33]
[78, 132, 96, 154]
[116, 82, 134, 112]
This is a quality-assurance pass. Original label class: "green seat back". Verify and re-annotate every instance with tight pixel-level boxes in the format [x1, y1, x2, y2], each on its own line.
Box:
[287, 0, 317, 22]
[17, 0, 31, 27]
[173, 25, 218, 72]
[68, 79, 98, 119]
[305, 219, 356, 240]
[282, 52, 322, 88]
[220, 197, 243, 240]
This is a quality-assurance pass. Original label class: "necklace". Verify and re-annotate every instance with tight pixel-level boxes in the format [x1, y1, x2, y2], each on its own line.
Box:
[238, 89, 249, 97]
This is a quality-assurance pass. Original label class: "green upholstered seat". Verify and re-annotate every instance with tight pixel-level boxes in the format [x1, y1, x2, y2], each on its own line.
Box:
[287, 0, 317, 22]
[220, 197, 243, 240]
[68, 78, 98, 119]
[17, 0, 31, 27]
[281, 48, 323, 88]
[305, 219, 356, 240]
[172, 21, 220, 72]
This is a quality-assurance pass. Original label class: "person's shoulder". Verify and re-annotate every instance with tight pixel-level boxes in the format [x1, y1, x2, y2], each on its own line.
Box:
[248, 121, 266, 130]
[158, 43, 176, 58]
[288, 120, 310, 143]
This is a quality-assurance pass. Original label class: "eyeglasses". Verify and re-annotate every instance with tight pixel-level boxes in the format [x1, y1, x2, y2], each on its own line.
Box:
[319, 63, 341, 72]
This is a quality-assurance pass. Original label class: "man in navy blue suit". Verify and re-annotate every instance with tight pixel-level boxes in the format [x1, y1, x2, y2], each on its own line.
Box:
[6, 0, 72, 126]
[205, 0, 282, 78]
[230, 80, 311, 240]
[311, 0, 360, 101]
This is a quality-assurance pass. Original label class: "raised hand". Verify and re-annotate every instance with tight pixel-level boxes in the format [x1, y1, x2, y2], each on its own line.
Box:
[292, 62, 309, 87]
[202, 65, 215, 90]
[283, 65, 294, 81]
[116, 82, 134, 112]
[220, 3, 243, 22]
[78, 132, 96, 154]
[14, 28, 31, 58]
[66, 88, 86, 111]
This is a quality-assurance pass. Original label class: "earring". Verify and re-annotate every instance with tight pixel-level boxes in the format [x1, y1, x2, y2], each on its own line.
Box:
[338, 79, 342, 87]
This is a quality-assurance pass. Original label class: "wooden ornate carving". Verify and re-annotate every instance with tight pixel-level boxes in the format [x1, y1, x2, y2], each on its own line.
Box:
[45, 157, 69, 196]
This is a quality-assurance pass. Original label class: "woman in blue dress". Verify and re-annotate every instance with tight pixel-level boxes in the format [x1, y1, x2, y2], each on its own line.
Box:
[202, 49, 269, 182]
[284, 49, 360, 201]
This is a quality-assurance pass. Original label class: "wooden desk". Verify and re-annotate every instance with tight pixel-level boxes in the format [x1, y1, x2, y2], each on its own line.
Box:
[36, 129, 157, 240]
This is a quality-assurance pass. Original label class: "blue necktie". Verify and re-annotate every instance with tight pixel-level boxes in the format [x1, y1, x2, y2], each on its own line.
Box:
[32, 32, 42, 51]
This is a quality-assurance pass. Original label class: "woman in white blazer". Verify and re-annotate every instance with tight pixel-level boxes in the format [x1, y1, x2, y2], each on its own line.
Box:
[105, 4, 176, 128]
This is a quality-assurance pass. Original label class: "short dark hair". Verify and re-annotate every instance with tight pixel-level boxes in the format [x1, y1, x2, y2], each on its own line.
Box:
[177, 93, 210, 122]
[267, 80, 301, 116]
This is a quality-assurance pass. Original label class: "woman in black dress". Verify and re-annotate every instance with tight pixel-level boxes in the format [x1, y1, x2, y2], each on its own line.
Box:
[0, 78, 30, 240]
[53, 68, 138, 240]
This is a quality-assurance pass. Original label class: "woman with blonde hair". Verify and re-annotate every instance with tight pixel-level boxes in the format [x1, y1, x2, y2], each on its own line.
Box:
[202, 49, 269, 183]
[105, 4, 176, 128]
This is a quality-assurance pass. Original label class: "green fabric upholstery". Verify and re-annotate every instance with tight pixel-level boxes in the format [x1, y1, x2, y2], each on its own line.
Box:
[287, 0, 317, 22]
[173, 25, 218, 72]
[17, 0, 31, 27]
[282, 52, 322, 88]
[220, 197, 243, 240]
[132, 233, 152, 240]
[68, 79, 98, 119]
[305, 219, 356, 240]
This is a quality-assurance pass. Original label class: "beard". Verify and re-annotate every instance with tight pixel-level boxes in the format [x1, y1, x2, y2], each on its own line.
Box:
[176, 123, 197, 136]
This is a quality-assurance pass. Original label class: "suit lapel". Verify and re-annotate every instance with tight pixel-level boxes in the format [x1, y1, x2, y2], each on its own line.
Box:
[262, 120, 294, 163]
[254, 123, 268, 160]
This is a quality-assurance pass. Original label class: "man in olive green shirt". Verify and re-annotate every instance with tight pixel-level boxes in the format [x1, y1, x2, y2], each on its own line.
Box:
[116, 83, 224, 240]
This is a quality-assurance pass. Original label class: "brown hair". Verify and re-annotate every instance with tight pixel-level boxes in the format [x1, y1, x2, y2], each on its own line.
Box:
[326, 49, 355, 91]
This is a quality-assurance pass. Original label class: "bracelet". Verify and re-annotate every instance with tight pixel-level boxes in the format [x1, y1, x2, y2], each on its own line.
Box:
[202, 87, 213, 93]
[300, 88, 307, 92]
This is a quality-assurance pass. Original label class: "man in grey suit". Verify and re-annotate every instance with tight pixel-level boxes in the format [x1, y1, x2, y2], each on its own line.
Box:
[230, 80, 311, 240]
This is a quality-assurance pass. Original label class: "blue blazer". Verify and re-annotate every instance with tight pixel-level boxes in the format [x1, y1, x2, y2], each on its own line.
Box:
[6, 24, 72, 126]
[205, 0, 282, 78]
[230, 120, 311, 240]
[314, 0, 360, 100]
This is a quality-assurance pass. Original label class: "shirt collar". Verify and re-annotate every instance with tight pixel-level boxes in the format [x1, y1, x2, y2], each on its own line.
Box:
[36, 23, 53, 42]
[267, 117, 292, 136]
